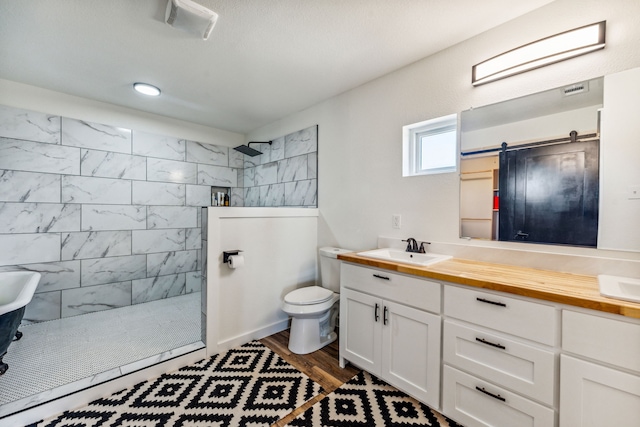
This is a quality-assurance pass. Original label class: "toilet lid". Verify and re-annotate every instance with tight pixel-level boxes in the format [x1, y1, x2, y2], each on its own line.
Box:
[285, 287, 334, 305]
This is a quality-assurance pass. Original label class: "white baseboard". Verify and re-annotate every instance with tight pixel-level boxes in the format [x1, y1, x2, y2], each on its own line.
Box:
[216, 318, 290, 353]
[0, 347, 206, 427]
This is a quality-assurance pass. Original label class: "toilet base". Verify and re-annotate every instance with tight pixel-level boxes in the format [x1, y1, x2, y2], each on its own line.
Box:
[288, 317, 337, 355]
[284, 296, 339, 355]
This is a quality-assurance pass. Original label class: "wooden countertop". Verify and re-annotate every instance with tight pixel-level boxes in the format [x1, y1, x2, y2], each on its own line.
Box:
[338, 252, 640, 319]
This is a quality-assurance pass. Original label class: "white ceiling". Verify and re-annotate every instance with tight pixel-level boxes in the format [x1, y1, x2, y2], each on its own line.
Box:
[0, 0, 554, 134]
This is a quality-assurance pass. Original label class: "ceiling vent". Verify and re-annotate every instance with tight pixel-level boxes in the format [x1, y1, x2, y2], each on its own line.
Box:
[165, 0, 218, 40]
[562, 82, 589, 96]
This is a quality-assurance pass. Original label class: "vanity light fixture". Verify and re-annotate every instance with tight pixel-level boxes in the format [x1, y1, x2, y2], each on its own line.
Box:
[133, 82, 161, 96]
[472, 21, 606, 86]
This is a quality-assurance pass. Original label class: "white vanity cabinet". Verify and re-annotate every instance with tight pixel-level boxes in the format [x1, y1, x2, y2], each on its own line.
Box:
[442, 285, 558, 427]
[559, 310, 640, 427]
[339, 263, 442, 408]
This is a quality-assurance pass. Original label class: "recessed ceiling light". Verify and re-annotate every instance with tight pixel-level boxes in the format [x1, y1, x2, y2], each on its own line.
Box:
[133, 82, 161, 96]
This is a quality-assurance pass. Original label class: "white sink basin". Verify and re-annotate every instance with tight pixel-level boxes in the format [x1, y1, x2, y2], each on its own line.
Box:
[598, 274, 640, 304]
[357, 248, 452, 267]
[0, 271, 41, 316]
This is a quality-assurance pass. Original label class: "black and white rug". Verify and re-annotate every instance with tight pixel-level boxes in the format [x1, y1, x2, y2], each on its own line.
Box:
[286, 371, 464, 427]
[36, 341, 322, 427]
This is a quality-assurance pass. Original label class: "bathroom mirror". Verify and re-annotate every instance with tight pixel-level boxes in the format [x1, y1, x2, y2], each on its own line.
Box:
[459, 77, 604, 246]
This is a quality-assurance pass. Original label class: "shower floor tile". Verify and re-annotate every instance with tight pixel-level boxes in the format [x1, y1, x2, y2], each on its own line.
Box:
[0, 292, 202, 410]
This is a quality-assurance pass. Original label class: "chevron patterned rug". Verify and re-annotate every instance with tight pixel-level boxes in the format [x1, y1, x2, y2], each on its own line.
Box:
[35, 341, 322, 427]
[285, 371, 464, 427]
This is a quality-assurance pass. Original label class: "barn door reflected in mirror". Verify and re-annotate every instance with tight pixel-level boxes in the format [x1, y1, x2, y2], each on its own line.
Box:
[498, 139, 599, 246]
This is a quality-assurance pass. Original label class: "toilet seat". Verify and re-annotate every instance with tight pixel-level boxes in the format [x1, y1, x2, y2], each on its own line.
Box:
[282, 287, 339, 318]
[284, 287, 333, 305]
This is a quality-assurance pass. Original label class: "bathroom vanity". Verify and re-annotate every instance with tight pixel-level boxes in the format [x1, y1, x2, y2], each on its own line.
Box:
[338, 252, 640, 427]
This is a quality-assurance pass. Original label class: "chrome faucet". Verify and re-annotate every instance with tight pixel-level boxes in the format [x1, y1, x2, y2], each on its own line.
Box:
[403, 238, 430, 253]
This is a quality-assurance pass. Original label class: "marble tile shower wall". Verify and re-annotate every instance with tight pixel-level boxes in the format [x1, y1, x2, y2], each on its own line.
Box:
[243, 125, 317, 207]
[0, 104, 244, 323]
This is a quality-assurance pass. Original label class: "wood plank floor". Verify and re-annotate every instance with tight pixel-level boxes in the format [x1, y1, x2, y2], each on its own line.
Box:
[260, 329, 360, 427]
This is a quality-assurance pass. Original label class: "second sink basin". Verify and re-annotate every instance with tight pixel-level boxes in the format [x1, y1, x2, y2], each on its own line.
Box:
[598, 274, 640, 303]
[357, 248, 452, 267]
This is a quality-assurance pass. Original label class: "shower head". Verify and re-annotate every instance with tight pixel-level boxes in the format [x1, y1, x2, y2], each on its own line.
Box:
[233, 144, 262, 157]
[233, 141, 272, 157]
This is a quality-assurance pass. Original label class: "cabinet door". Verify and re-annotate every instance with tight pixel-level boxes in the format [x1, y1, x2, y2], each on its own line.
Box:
[560, 355, 640, 427]
[340, 288, 382, 374]
[382, 301, 441, 408]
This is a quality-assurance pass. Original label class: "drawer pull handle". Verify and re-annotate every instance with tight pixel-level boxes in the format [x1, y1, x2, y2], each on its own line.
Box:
[476, 337, 506, 350]
[375, 303, 380, 322]
[476, 297, 507, 307]
[373, 274, 390, 280]
[383, 306, 388, 325]
[475, 386, 506, 402]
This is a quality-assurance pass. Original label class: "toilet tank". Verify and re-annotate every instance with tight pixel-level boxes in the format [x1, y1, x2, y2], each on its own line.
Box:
[319, 247, 351, 293]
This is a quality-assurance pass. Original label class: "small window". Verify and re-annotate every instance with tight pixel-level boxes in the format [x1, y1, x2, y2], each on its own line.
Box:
[403, 113, 458, 176]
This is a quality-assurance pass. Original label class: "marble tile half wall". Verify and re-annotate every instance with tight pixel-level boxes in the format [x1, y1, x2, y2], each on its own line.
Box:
[0, 104, 245, 322]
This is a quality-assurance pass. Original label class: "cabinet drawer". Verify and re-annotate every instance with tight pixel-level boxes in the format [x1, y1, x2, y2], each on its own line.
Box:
[444, 285, 557, 346]
[341, 263, 441, 313]
[562, 310, 640, 372]
[443, 365, 555, 427]
[443, 320, 555, 406]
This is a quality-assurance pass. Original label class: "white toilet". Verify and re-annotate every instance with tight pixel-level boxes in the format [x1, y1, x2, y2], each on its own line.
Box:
[282, 247, 351, 354]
